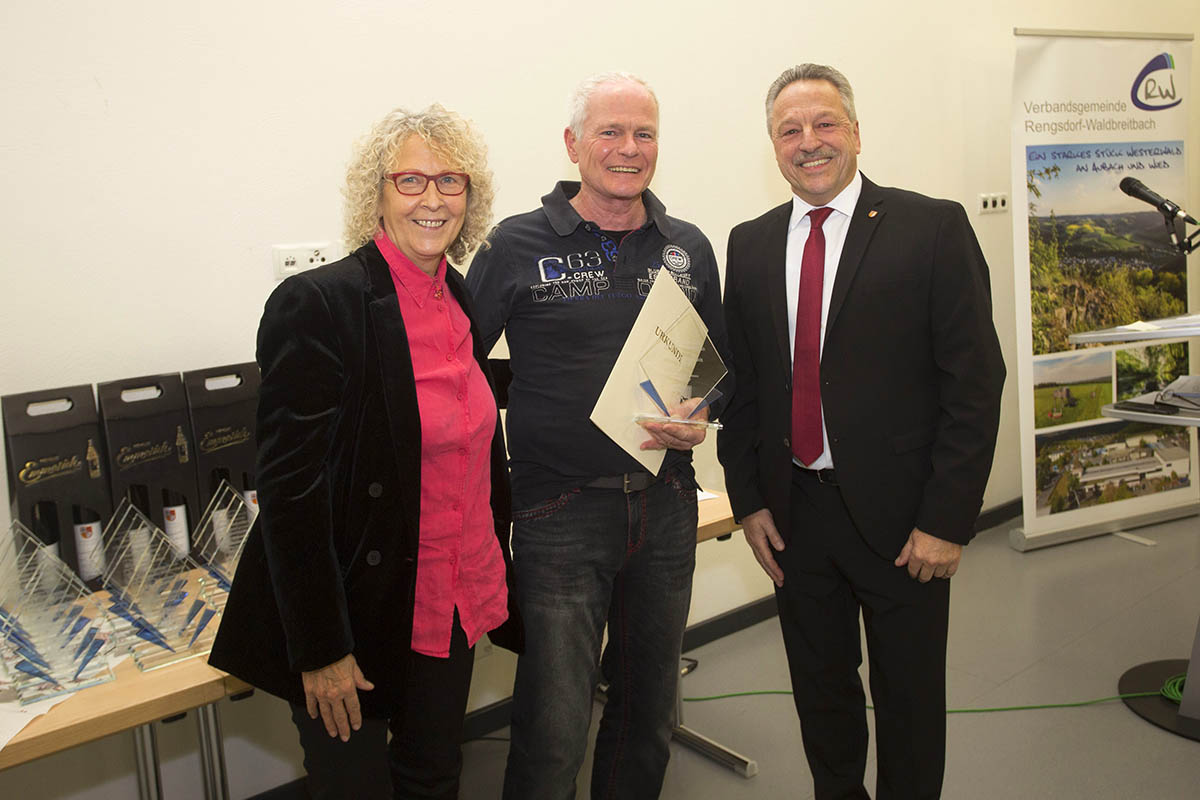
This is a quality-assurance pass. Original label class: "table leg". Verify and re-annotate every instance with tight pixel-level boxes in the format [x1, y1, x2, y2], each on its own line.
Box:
[132, 723, 163, 800]
[196, 710, 213, 799]
[670, 660, 758, 778]
[194, 702, 231, 800]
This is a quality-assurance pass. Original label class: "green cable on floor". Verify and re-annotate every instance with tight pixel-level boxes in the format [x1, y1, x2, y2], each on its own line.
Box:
[1160, 673, 1186, 703]
[682, 675, 1187, 713]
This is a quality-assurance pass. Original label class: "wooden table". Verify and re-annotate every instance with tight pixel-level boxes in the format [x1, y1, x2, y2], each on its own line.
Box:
[0, 657, 248, 770]
[697, 492, 738, 542]
[2, 494, 743, 789]
[1, 650, 250, 800]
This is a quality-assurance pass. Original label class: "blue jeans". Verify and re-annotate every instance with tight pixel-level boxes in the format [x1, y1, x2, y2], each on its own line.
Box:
[502, 471, 699, 800]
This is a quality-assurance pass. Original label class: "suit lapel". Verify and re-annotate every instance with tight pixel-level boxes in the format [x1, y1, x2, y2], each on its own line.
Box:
[826, 176, 885, 336]
[361, 244, 422, 498]
[762, 203, 795, 379]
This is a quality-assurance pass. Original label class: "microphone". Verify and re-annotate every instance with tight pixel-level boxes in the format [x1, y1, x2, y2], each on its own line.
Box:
[1119, 177, 1198, 225]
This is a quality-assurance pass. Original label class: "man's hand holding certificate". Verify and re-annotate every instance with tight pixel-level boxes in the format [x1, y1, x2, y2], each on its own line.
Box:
[590, 269, 727, 472]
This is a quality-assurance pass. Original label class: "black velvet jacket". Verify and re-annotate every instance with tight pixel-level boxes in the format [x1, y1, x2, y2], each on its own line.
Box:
[208, 241, 522, 717]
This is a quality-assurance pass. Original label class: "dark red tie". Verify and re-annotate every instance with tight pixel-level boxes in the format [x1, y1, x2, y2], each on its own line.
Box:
[791, 207, 833, 465]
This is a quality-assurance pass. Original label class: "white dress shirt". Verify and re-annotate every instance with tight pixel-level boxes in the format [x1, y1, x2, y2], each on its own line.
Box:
[786, 171, 863, 470]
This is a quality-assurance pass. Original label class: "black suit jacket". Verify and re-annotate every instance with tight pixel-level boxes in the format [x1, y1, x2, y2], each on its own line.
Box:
[718, 175, 1005, 558]
[209, 242, 522, 718]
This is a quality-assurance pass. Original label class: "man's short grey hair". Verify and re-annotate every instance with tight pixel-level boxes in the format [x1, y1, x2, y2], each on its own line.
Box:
[567, 72, 660, 138]
[765, 64, 857, 133]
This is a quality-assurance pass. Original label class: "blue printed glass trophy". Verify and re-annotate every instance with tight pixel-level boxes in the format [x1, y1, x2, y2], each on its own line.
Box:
[99, 499, 225, 671]
[0, 521, 117, 704]
[190, 479, 256, 603]
[635, 308, 727, 429]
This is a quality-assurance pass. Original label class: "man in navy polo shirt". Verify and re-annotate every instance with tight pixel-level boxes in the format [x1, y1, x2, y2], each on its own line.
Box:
[466, 72, 730, 799]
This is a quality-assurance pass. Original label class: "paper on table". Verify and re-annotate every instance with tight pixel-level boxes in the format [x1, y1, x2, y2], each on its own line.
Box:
[1163, 375, 1200, 395]
[591, 269, 717, 472]
[0, 649, 130, 755]
[0, 693, 71, 754]
[1149, 313, 1200, 329]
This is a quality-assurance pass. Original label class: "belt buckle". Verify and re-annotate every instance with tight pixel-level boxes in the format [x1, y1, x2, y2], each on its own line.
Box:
[623, 473, 632, 493]
[816, 469, 836, 485]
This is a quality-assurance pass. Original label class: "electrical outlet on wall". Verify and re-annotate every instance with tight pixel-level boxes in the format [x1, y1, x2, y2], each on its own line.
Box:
[272, 242, 344, 280]
[978, 192, 1010, 215]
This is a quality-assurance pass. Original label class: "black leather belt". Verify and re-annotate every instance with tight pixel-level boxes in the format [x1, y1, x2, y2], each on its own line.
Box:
[794, 465, 838, 485]
[585, 472, 658, 493]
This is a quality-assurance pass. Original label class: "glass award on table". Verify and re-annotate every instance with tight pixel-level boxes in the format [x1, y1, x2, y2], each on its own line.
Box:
[100, 499, 224, 671]
[0, 521, 116, 704]
[190, 479, 257, 606]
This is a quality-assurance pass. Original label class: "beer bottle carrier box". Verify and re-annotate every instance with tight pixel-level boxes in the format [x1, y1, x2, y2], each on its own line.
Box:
[97, 374, 201, 561]
[182, 362, 260, 514]
[2, 385, 114, 585]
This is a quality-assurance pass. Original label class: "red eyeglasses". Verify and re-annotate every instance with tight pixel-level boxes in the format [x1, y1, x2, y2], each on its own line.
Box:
[383, 171, 470, 196]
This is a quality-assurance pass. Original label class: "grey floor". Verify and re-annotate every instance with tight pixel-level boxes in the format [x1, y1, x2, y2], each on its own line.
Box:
[460, 516, 1200, 799]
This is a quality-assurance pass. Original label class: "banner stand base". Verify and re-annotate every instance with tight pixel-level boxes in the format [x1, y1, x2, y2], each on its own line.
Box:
[1008, 503, 1200, 551]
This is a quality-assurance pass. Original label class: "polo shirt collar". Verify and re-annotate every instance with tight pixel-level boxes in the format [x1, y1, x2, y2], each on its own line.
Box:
[541, 181, 674, 238]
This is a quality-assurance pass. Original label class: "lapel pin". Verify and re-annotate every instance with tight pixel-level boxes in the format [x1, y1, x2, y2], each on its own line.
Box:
[868, 210, 878, 218]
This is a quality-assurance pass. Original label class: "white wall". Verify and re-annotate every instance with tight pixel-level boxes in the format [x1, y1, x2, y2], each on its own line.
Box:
[2, 1, 1197, 797]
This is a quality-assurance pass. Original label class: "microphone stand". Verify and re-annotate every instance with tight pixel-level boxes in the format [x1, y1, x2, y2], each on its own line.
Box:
[1163, 213, 1198, 255]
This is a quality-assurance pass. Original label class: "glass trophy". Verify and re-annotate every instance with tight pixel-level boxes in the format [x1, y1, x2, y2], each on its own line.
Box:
[0, 521, 117, 704]
[635, 307, 728, 428]
[100, 499, 224, 671]
[190, 479, 256, 606]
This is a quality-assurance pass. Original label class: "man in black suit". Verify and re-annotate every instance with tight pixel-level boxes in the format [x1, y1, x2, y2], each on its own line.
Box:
[718, 64, 1005, 799]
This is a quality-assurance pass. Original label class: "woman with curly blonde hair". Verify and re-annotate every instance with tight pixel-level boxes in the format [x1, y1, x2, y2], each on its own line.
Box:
[211, 105, 522, 799]
[342, 104, 495, 263]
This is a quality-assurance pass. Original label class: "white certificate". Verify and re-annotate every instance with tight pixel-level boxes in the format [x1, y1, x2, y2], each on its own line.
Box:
[590, 269, 724, 472]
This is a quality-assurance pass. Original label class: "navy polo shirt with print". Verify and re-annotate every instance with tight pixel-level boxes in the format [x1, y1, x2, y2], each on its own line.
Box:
[466, 181, 731, 508]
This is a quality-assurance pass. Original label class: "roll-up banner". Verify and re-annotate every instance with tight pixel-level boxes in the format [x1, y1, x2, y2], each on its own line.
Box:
[1011, 30, 1196, 550]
